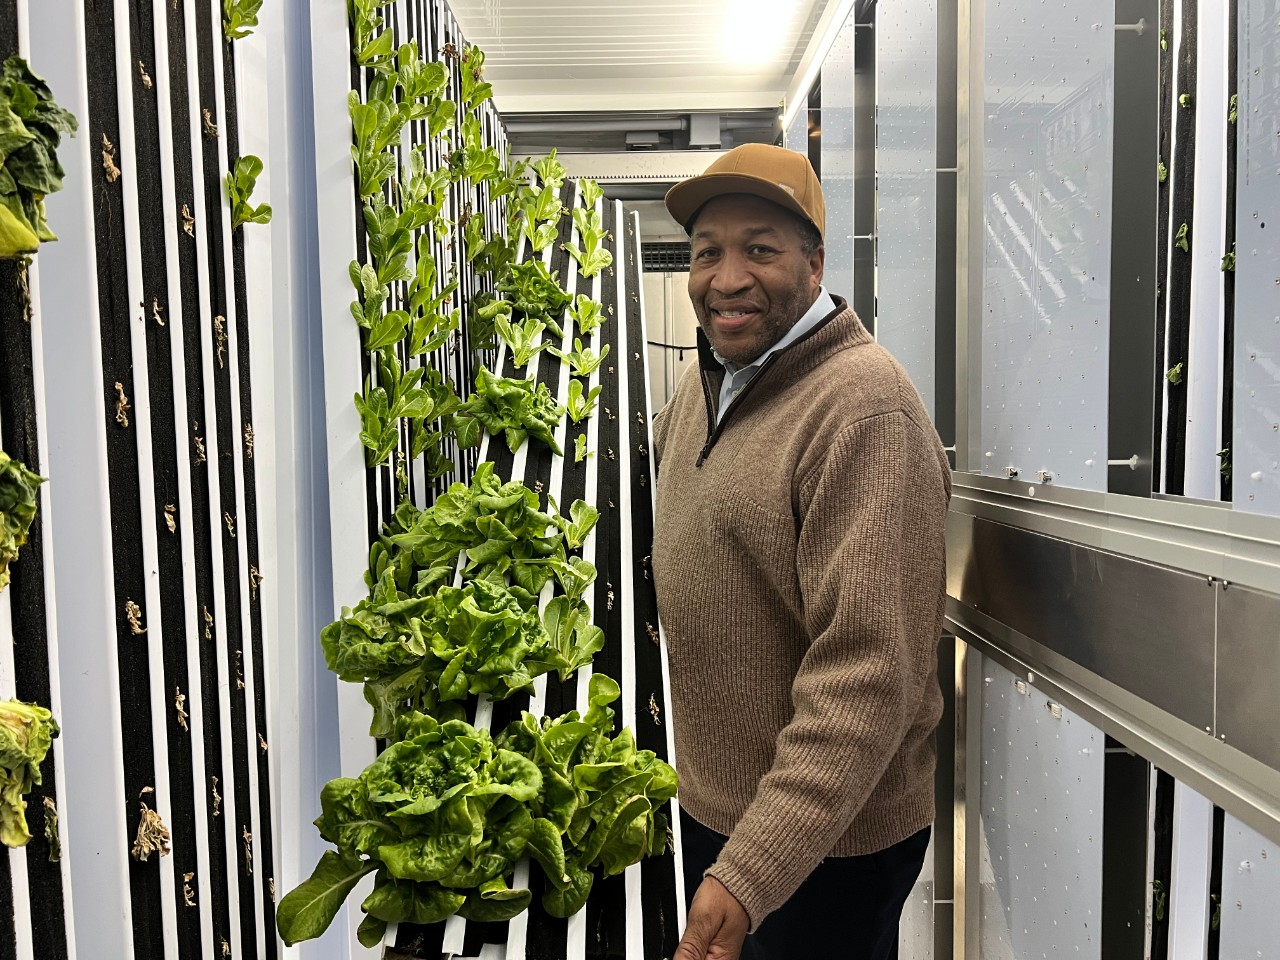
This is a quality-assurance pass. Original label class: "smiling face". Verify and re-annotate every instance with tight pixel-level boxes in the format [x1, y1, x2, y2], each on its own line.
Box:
[687, 193, 825, 367]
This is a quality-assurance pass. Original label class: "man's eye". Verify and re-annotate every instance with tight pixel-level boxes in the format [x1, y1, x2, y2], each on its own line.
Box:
[693, 248, 718, 260]
[749, 246, 775, 256]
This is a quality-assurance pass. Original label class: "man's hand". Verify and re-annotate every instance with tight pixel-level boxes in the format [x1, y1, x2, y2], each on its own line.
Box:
[674, 876, 750, 960]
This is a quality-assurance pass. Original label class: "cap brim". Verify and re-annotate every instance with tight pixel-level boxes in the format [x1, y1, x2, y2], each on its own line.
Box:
[665, 173, 818, 236]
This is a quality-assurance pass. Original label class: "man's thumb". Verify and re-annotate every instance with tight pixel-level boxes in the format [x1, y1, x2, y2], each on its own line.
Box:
[672, 916, 714, 960]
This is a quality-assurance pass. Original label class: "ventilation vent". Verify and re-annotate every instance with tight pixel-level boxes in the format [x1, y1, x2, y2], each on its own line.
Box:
[642, 241, 691, 273]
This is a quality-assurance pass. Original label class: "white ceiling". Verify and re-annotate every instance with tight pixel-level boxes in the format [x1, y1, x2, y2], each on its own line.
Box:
[447, 0, 831, 114]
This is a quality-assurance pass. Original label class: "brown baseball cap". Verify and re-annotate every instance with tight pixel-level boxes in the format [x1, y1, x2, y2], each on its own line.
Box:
[664, 142, 825, 240]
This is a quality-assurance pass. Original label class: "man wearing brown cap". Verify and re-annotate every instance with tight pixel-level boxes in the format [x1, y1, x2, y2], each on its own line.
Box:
[651, 143, 951, 959]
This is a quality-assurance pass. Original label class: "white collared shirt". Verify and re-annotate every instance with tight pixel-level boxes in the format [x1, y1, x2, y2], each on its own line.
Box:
[712, 285, 838, 424]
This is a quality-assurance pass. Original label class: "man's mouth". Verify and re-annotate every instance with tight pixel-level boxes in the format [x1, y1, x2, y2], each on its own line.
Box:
[709, 304, 760, 330]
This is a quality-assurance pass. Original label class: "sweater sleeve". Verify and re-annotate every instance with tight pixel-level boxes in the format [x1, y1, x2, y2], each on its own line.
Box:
[704, 410, 941, 930]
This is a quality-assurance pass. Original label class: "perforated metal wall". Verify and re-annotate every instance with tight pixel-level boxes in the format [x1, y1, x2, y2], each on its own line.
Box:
[979, 658, 1105, 960]
[980, 0, 1116, 489]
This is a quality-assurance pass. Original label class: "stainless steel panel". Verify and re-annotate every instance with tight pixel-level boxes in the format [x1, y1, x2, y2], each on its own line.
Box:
[822, 14, 857, 302]
[978, 657, 1105, 960]
[1234, 0, 1280, 516]
[947, 512, 1217, 730]
[1219, 814, 1280, 958]
[877, 0, 939, 419]
[1216, 583, 1280, 771]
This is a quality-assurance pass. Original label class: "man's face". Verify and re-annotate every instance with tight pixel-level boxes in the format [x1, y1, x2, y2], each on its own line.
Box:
[687, 194, 825, 367]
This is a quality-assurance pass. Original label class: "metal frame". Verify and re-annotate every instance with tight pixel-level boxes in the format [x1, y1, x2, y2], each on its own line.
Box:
[950, 472, 1280, 595]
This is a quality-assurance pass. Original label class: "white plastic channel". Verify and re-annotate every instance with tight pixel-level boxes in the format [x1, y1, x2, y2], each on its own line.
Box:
[25, 253, 79, 960]
[1182, 1, 1231, 500]
[109, 0, 182, 952]
[1167, 780, 1214, 960]
[232, 3, 283, 940]
[148, 1, 217, 951]
[30, 0, 135, 952]
[631, 208, 688, 933]
[180, 0, 246, 951]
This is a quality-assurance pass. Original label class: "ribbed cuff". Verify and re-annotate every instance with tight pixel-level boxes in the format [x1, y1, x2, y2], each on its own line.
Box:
[704, 836, 790, 933]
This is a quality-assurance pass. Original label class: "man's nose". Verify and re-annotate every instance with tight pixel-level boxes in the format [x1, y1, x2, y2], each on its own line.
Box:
[710, 251, 753, 295]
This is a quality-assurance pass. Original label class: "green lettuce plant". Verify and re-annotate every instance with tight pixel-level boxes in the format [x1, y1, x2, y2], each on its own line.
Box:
[227, 155, 272, 228]
[564, 208, 613, 278]
[0, 699, 58, 848]
[277, 676, 676, 946]
[0, 56, 77, 259]
[549, 338, 609, 378]
[223, 0, 264, 40]
[0, 451, 45, 593]
[459, 367, 565, 456]
[564, 379, 601, 424]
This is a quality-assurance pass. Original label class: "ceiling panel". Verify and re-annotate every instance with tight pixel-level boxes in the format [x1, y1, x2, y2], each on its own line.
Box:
[448, 0, 829, 112]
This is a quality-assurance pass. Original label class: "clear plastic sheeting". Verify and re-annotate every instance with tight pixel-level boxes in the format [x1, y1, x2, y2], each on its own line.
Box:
[1219, 815, 1280, 957]
[979, 658, 1104, 960]
[981, 1, 1115, 489]
[877, 0, 939, 419]
[821, 13, 857, 304]
[1234, 0, 1280, 516]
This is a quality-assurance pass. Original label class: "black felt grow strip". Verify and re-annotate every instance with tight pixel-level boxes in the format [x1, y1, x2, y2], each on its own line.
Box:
[126, 2, 204, 956]
[619, 208, 681, 960]
[192, 0, 258, 953]
[164, 0, 234, 948]
[81, 2, 167, 955]
[1162, 0, 1198, 495]
[1153, 0, 1175, 489]
[220, 31, 280, 954]
[1220, 0, 1238, 503]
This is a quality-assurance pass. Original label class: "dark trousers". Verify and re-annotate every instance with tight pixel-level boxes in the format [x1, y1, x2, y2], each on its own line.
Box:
[680, 808, 930, 960]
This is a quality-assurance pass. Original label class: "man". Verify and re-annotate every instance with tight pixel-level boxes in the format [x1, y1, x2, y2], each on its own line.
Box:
[651, 143, 951, 960]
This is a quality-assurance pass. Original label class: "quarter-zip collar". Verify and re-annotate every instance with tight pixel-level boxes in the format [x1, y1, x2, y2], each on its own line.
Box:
[694, 295, 851, 467]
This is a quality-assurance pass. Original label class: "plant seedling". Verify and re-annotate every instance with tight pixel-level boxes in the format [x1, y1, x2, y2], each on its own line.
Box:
[574, 434, 591, 463]
[223, 0, 264, 40]
[1165, 362, 1184, 385]
[1174, 221, 1189, 253]
[227, 155, 272, 228]
[1221, 243, 1235, 272]
[549, 338, 609, 378]
[564, 379, 601, 424]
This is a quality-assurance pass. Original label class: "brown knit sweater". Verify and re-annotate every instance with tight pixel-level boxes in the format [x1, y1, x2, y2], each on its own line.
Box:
[651, 300, 951, 931]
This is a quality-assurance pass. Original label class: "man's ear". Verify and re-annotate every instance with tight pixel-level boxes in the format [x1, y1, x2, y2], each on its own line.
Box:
[810, 245, 825, 288]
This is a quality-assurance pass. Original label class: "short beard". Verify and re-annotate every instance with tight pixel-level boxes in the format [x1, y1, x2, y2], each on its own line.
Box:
[696, 278, 817, 366]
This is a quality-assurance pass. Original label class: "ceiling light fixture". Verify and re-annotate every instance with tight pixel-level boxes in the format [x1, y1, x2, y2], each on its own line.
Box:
[721, 0, 798, 63]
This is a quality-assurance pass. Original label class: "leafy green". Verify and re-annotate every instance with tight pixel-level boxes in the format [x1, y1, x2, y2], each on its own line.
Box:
[1228, 93, 1238, 125]
[0, 451, 44, 594]
[460, 367, 565, 456]
[574, 434, 591, 463]
[1157, 159, 1168, 184]
[354, 353, 436, 466]
[496, 674, 678, 915]
[227, 155, 272, 228]
[460, 46, 494, 110]
[0, 56, 77, 258]
[579, 178, 603, 209]
[495, 314, 553, 370]
[1217, 446, 1231, 480]
[549, 338, 609, 378]
[568, 295, 605, 337]
[532, 150, 566, 192]
[1165, 362, 1184, 385]
[548, 497, 600, 550]
[348, 0, 396, 69]
[223, 0, 264, 41]
[496, 258, 573, 326]
[1222, 243, 1236, 272]
[564, 208, 613, 278]
[278, 715, 543, 944]
[565, 379, 601, 424]
[1175, 221, 1190, 253]
[0, 700, 58, 848]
